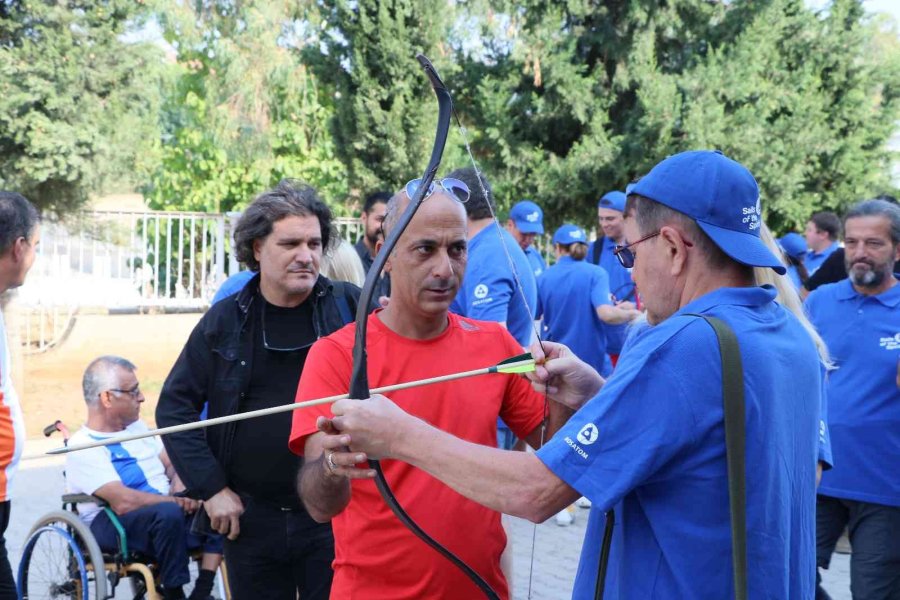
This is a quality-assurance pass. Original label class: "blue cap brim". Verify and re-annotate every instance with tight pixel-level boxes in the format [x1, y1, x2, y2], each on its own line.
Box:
[696, 221, 787, 275]
[514, 220, 543, 234]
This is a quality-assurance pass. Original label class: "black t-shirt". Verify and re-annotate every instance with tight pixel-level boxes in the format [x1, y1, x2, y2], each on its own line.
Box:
[229, 297, 317, 509]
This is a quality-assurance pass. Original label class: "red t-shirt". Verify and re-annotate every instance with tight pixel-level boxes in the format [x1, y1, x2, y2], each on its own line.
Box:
[289, 311, 545, 600]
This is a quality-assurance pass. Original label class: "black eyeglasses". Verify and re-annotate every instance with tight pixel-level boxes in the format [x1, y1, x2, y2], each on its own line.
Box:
[262, 304, 314, 352]
[613, 232, 661, 268]
[405, 178, 470, 203]
[109, 385, 142, 398]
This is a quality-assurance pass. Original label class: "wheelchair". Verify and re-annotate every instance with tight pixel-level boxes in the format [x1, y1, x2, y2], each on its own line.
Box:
[17, 421, 231, 600]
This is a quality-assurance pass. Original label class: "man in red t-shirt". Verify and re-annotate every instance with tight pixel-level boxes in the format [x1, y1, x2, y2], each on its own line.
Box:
[289, 185, 570, 600]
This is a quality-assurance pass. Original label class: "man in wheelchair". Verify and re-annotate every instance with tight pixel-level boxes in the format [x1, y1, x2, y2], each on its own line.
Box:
[65, 355, 222, 600]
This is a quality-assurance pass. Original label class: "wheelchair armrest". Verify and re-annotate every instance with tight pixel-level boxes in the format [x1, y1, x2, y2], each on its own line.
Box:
[62, 493, 109, 507]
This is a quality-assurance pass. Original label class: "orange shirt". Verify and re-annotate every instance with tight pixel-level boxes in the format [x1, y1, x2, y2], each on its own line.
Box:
[289, 312, 545, 600]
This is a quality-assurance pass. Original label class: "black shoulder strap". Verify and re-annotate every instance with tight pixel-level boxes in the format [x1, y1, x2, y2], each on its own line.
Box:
[594, 314, 747, 600]
[591, 236, 605, 265]
[693, 314, 748, 600]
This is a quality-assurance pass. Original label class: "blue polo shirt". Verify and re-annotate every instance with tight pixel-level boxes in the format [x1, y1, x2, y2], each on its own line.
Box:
[803, 241, 839, 275]
[451, 227, 538, 347]
[806, 279, 900, 506]
[537, 286, 825, 599]
[587, 237, 636, 355]
[524, 245, 547, 278]
[536, 256, 612, 374]
[785, 265, 803, 290]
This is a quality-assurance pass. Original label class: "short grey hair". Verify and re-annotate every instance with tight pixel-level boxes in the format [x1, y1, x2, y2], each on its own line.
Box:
[83, 356, 136, 406]
[844, 199, 900, 245]
[625, 194, 734, 271]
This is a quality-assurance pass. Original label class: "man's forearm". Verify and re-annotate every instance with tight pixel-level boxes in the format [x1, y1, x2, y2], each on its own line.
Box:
[299, 457, 351, 523]
[393, 417, 576, 523]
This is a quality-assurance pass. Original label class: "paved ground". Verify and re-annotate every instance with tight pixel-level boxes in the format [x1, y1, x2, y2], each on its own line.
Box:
[12, 438, 852, 599]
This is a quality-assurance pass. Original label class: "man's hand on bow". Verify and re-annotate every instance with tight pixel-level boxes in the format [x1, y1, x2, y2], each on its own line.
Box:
[527, 341, 605, 411]
[331, 395, 413, 461]
[315, 416, 375, 480]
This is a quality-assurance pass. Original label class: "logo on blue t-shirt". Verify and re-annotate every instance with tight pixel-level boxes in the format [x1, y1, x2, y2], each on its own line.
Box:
[576, 423, 599, 445]
[879, 332, 900, 350]
[474, 284, 489, 300]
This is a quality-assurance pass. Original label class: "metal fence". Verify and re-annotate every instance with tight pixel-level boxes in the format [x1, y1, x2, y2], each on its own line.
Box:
[14, 209, 554, 353]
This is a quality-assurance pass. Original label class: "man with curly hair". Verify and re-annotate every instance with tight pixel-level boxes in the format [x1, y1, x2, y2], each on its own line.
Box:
[157, 180, 363, 600]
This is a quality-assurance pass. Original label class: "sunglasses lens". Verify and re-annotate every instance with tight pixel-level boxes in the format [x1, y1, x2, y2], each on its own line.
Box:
[405, 179, 423, 200]
[442, 178, 470, 203]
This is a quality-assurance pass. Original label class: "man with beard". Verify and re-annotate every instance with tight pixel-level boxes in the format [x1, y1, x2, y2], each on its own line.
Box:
[355, 191, 391, 298]
[806, 199, 900, 599]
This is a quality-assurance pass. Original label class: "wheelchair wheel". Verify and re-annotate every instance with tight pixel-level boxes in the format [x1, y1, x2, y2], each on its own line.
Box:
[18, 510, 109, 599]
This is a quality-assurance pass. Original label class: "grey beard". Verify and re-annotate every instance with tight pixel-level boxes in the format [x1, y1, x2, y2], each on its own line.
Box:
[849, 267, 885, 289]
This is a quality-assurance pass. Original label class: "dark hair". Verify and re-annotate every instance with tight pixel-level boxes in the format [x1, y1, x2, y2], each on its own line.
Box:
[234, 180, 335, 271]
[809, 211, 841, 240]
[784, 253, 810, 284]
[363, 191, 392, 214]
[625, 194, 733, 271]
[446, 167, 495, 220]
[874, 194, 898, 205]
[0, 192, 40, 255]
[844, 199, 900, 245]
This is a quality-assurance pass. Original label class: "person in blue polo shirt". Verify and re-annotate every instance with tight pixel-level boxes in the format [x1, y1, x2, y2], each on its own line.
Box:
[804, 211, 842, 275]
[587, 190, 642, 366]
[506, 200, 547, 278]
[539, 224, 639, 377]
[806, 199, 900, 599]
[325, 150, 828, 599]
[448, 167, 538, 348]
[778, 231, 809, 290]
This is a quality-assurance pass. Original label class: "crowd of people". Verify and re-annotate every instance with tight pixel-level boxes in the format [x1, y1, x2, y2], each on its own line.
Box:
[0, 147, 898, 600]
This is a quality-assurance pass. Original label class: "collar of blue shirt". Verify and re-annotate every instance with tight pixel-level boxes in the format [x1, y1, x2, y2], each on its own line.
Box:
[834, 278, 900, 307]
[674, 285, 778, 316]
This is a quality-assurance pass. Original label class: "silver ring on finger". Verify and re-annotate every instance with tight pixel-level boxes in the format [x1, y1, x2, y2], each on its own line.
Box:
[326, 451, 338, 472]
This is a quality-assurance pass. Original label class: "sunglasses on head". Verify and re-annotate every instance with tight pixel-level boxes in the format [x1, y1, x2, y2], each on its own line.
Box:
[405, 178, 470, 204]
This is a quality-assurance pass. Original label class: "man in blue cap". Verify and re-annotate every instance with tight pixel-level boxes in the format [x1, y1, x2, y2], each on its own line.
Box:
[324, 150, 829, 599]
[588, 190, 641, 367]
[506, 200, 547, 278]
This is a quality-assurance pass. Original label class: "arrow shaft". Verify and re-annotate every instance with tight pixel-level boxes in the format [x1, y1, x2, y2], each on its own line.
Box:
[49, 358, 534, 455]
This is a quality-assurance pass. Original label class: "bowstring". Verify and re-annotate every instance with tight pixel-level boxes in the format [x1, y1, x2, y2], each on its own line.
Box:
[453, 112, 549, 599]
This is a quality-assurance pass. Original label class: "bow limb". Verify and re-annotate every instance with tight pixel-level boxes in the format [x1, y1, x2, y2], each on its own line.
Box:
[347, 54, 501, 600]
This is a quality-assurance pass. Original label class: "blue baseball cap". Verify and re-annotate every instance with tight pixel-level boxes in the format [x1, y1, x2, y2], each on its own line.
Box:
[552, 224, 587, 245]
[509, 200, 544, 234]
[598, 191, 626, 213]
[778, 232, 807, 260]
[630, 150, 786, 274]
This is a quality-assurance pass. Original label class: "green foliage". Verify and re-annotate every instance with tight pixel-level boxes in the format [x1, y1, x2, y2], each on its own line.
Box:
[304, 0, 457, 196]
[448, 0, 900, 234]
[0, 0, 164, 214]
[143, 0, 349, 214]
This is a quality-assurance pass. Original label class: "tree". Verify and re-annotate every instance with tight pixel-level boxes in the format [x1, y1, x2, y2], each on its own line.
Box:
[144, 0, 348, 214]
[303, 0, 457, 196]
[0, 0, 165, 214]
[448, 0, 900, 233]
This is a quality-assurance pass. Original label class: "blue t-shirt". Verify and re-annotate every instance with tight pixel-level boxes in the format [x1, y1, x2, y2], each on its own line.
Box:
[587, 237, 636, 355]
[803, 241, 839, 275]
[524, 246, 547, 278]
[537, 286, 824, 599]
[806, 279, 900, 506]
[536, 256, 612, 375]
[451, 227, 538, 347]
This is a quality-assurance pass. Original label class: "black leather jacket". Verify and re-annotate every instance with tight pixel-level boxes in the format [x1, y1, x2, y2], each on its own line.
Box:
[156, 273, 362, 500]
